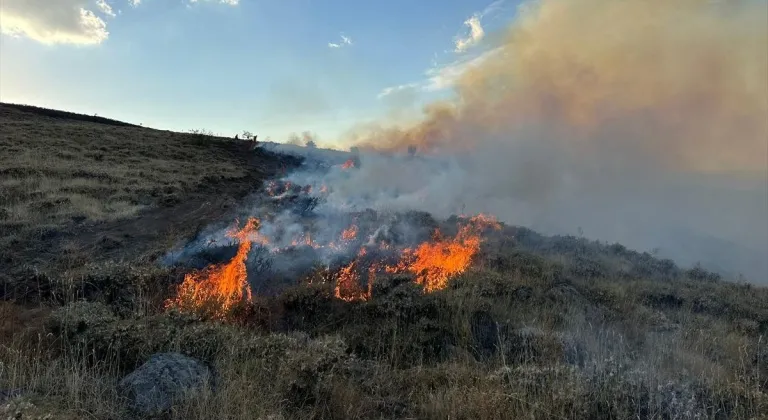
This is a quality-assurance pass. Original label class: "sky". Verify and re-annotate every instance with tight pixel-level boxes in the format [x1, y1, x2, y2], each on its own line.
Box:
[0, 0, 518, 147]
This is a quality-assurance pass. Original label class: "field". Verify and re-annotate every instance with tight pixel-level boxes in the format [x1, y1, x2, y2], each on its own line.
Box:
[1, 103, 766, 420]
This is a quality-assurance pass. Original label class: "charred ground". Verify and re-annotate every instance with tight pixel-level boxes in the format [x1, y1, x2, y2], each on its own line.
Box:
[1, 105, 767, 420]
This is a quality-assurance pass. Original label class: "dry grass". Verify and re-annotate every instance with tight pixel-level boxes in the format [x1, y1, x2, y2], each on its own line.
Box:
[0, 103, 296, 302]
[0, 105, 247, 229]
[1, 104, 767, 419]
[3, 265, 766, 419]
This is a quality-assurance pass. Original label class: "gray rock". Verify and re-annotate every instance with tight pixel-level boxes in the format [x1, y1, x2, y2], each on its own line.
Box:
[119, 352, 211, 416]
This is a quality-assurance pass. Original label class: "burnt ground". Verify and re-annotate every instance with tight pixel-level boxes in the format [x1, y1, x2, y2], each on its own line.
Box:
[0, 102, 300, 302]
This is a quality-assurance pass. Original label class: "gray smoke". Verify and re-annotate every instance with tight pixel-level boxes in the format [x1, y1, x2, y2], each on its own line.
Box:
[264, 142, 768, 283]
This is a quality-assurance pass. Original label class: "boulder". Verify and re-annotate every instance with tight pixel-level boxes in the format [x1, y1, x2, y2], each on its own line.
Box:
[119, 352, 211, 416]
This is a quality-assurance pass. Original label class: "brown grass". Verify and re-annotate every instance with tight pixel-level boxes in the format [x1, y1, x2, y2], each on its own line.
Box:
[0, 103, 296, 302]
[1, 104, 767, 419]
[0, 105, 245, 229]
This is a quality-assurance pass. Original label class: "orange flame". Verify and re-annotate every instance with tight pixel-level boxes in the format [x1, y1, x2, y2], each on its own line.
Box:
[386, 214, 500, 291]
[165, 218, 265, 319]
[341, 225, 358, 241]
[334, 247, 372, 302]
[166, 210, 500, 309]
[333, 214, 501, 299]
[341, 158, 356, 169]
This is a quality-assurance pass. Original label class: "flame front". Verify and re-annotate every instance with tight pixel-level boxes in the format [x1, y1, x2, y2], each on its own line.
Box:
[165, 217, 264, 319]
[167, 212, 500, 313]
[334, 214, 500, 300]
[387, 215, 500, 292]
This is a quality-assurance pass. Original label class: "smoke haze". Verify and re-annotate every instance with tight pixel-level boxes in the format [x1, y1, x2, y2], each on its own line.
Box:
[332, 0, 768, 281]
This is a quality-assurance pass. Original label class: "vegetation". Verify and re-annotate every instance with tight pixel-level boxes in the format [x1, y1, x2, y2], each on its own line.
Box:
[1, 104, 766, 419]
[0, 103, 299, 303]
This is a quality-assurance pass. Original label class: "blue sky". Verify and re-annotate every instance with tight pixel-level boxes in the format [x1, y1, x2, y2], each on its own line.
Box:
[0, 0, 517, 147]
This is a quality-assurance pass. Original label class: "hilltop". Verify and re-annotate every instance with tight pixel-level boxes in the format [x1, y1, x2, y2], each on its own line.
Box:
[1, 104, 766, 420]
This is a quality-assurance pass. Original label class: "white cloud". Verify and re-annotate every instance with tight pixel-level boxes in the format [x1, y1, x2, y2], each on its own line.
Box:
[129, 0, 141, 6]
[96, 0, 116, 17]
[425, 47, 500, 91]
[328, 33, 353, 49]
[0, 0, 110, 45]
[377, 83, 419, 99]
[454, 0, 509, 53]
[378, 48, 501, 99]
[378, 1, 508, 99]
[454, 15, 485, 52]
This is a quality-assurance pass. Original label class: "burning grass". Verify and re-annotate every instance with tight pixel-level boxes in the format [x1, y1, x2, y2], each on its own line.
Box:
[165, 218, 266, 319]
[164, 208, 502, 315]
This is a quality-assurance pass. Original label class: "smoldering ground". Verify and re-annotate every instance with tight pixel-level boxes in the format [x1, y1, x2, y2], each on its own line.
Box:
[334, 0, 768, 282]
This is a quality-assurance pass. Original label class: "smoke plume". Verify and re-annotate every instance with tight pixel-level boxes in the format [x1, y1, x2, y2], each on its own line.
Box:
[336, 0, 768, 281]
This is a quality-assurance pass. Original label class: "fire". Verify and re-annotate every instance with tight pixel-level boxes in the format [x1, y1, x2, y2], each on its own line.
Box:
[334, 247, 373, 302]
[165, 218, 265, 319]
[334, 214, 501, 299]
[266, 180, 295, 198]
[341, 225, 358, 241]
[341, 158, 356, 169]
[290, 233, 314, 248]
[388, 216, 498, 292]
[166, 206, 501, 314]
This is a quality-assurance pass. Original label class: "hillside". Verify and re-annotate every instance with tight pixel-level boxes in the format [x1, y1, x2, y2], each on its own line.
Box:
[0, 103, 300, 301]
[1, 104, 766, 420]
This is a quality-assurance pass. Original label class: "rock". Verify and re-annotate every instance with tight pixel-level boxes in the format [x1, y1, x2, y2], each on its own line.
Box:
[119, 353, 211, 416]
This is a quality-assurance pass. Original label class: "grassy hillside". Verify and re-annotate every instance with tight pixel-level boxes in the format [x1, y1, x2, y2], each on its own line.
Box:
[1, 104, 766, 420]
[0, 102, 299, 300]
